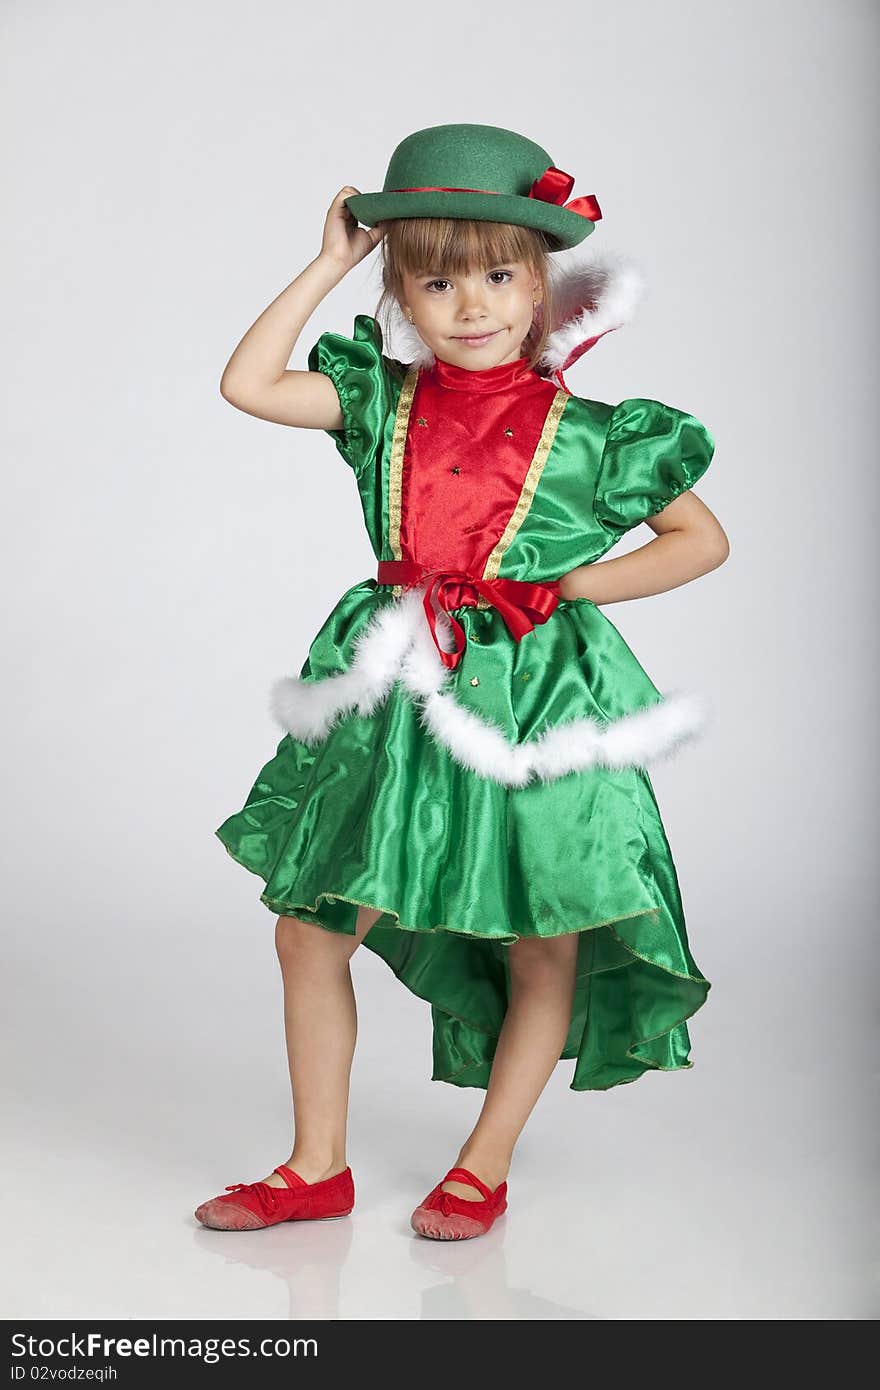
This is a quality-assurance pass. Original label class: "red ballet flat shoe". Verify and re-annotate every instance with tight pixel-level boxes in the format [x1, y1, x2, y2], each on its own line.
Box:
[194, 1164, 354, 1231]
[410, 1166, 508, 1241]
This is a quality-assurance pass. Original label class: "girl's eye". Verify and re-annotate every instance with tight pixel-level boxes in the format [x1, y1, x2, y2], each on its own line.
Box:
[425, 270, 513, 292]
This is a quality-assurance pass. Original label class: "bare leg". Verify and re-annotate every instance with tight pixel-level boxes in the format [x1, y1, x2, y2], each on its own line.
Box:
[257, 904, 383, 1187]
[441, 931, 580, 1200]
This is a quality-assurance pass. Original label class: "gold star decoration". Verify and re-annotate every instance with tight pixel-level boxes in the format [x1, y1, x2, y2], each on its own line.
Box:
[451, 466, 461, 475]
[416, 416, 428, 426]
[504, 427, 514, 437]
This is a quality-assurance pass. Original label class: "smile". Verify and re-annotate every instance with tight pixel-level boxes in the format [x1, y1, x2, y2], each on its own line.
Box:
[453, 329, 502, 346]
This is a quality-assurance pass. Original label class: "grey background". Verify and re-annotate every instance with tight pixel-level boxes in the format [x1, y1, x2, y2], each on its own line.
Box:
[3, 0, 876, 1320]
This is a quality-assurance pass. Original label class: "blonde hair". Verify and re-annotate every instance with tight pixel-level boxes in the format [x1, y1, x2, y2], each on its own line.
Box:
[375, 217, 555, 374]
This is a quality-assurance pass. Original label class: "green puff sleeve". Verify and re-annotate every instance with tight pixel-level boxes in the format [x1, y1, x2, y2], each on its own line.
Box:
[306, 313, 395, 477]
[595, 397, 716, 536]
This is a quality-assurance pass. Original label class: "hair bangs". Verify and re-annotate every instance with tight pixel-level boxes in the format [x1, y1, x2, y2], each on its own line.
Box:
[388, 217, 548, 277]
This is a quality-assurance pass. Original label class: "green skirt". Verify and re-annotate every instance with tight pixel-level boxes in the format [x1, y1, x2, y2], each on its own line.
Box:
[216, 672, 710, 1092]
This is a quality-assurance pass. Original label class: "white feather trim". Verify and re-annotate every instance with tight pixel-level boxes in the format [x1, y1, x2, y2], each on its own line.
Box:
[269, 590, 422, 740]
[537, 251, 646, 374]
[269, 591, 709, 789]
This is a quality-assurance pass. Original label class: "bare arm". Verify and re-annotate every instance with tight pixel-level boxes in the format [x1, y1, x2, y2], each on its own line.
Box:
[558, 490, 730, 603]
[219, 187, 386, 429]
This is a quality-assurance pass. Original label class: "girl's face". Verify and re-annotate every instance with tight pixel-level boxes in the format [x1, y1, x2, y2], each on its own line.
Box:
[401, 259, 541, 369]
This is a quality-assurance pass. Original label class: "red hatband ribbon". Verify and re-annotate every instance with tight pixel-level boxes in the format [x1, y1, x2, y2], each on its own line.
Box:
[388, 166, 601, 223]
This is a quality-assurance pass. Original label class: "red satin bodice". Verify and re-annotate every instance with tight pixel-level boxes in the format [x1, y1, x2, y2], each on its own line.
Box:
[397, 355, 562, 575]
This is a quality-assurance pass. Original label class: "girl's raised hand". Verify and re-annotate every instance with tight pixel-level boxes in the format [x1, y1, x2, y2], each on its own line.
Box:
[320, 186, 386, 273]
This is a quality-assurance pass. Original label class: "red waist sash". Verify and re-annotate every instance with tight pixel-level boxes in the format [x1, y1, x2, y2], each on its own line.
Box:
[377, 559, 562, 671]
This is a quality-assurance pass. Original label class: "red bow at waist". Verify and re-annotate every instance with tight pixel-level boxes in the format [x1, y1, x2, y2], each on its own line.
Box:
[377, 560, 562, 671]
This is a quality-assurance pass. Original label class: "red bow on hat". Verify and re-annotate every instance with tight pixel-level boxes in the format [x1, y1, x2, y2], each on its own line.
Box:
[528, 166, 602, 222]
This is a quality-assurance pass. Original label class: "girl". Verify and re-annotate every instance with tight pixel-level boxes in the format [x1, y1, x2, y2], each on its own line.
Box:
[195, 123, 729, 1241]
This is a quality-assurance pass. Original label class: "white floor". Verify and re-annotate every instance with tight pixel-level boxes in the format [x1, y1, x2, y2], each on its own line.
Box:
[4, 953, 873, 1321]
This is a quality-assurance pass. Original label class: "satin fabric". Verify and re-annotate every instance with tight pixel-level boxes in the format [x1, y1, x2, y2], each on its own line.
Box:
[400, 356, 562, 574]
[375, 559, 562, 670]
[216, 315, 715, 1091]
[307, 313, 714, 581]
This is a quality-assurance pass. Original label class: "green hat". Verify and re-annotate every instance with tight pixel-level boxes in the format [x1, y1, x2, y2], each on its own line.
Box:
[344, 123, 601, 252]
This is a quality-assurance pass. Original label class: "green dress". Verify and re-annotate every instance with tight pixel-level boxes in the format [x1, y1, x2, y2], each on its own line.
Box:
[216, 312, 717, 1092]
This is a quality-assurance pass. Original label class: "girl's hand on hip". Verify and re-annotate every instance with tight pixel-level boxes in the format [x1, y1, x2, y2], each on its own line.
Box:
[319, 186, 386, 274]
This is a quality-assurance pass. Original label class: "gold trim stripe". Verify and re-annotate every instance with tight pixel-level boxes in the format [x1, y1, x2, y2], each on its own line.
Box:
[478, 388, 569, 605]
[387, 367, 419, 595]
